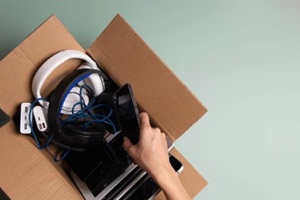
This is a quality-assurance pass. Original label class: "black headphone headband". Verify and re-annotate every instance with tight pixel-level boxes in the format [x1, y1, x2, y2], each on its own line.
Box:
[48, 69, 111, 148]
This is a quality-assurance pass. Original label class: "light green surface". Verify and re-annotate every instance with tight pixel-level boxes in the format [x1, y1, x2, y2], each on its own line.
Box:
[1, 1, 300, 200]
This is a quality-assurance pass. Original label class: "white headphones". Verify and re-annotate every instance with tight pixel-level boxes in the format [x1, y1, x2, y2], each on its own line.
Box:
[32, 50, 105, 115]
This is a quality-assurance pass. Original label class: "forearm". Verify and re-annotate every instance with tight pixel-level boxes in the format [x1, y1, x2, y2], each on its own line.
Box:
[153, 166, 191, 200]
[123, 113, 191, 200]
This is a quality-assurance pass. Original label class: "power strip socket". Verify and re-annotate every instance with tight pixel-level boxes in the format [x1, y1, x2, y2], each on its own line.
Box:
[33, 106, 48, 132]
[20, 102, 32, 134]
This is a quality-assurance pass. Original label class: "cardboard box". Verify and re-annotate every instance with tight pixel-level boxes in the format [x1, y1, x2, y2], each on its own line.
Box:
[0, 14, 207, 199]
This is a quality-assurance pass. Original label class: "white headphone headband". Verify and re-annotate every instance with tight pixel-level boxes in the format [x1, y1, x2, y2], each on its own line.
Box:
[32, 50, 98, 109]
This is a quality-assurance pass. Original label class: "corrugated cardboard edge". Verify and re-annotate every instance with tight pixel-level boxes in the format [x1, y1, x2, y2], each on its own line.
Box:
[0, 122, 82, 200]
[0, 15, 85, 200]
[88, 14, 207, 142]
[88, 14, 208, 198]
[155, 148, 208, 200]
[0, 14, 208, 199]
[0, 14, 84, 118]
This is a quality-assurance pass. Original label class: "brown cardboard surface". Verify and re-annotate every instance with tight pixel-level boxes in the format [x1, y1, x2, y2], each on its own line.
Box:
[88, 14, 207, 141]
[171, 148, 208, 198]
[154, 148, 207, 200]
[0, 15, 84, 117]
[0, 15, 207, 199]
[0, 15, 86, 200]
[0, 121, 82, 200]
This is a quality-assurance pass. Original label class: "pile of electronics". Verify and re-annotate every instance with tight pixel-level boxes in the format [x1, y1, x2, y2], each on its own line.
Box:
[18, 50, 183, 200]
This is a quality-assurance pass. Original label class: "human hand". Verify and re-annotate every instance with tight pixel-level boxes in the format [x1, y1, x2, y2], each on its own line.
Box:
[123, 112, 191, 200]
[123, 112, 172, 179]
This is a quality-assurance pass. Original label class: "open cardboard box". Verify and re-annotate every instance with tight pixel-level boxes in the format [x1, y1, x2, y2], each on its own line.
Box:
[0, 15, 207, 199]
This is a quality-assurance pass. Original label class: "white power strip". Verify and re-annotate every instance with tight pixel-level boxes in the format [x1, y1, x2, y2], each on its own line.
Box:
[20, 102, 32, 134]
[20, 103, 49, 134]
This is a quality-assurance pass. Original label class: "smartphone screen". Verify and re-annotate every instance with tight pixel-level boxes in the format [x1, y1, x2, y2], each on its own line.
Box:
[116, 84, 140, 145]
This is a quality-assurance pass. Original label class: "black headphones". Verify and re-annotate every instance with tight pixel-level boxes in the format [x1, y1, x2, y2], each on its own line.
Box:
[48, 69, 118, 150]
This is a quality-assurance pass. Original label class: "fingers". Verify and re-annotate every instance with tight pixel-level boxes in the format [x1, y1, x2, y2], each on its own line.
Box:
[123, 136, 133, 151]
[139, 112, 150, 128]
[139, 113, 165, 141]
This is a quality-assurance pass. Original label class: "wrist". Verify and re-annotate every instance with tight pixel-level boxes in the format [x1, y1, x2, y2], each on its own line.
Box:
[151, 163, 177, 186]
[153, 165, 191, 200]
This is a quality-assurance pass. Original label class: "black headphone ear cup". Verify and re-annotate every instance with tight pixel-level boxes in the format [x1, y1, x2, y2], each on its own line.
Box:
[48, 69, 115, 149]
[60, 122, 106, 148]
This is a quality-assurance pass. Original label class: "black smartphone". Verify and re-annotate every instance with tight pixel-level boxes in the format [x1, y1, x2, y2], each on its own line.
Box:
[115, 84, 140, 145]
[169, 154, 184, 174]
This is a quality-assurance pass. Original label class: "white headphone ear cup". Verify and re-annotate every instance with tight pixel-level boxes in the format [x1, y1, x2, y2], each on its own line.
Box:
[61, 86, 89, 115]
[77, 63, 105, 96]
[83, 75, 105, 96]
[77, 62, 93, 89]
[77, 63, 91, 87]
[78, 63, 92, 70]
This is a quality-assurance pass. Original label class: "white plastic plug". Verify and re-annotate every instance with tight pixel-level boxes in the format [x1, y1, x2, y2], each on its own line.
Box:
[33, 105, 48, 132]
[20, 102, 32, 134]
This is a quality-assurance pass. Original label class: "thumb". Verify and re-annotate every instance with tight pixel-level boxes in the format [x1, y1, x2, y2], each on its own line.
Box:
[123, 136, 133, 152]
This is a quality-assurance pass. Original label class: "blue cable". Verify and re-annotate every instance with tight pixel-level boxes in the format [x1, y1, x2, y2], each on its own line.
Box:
[54, 149, 70, 162]
[23, 84, 118, 160]
[83, 118, 116, 133]
[28, 84, 117, 162]
[43, 134, 54, 148]
[28, 98, 49, 150]
[83, 104, 116, 133]
[61, 84, 117, 133]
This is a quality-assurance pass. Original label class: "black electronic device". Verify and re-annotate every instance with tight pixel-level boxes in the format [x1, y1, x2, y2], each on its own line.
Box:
[115, 154, 184, 200]
[64, 83, 142, 197]
[70, 153, 183, 200]
[115, 84, 140, 145]
[65, 131, 130, 197]
[24, 49, 181, 200]
[60, 81, 181, 200]
[169, 154, 184, 174]
[47, 69, 119, 150]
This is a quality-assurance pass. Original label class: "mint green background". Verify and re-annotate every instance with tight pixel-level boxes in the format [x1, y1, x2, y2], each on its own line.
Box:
[1, 1, 300, 200]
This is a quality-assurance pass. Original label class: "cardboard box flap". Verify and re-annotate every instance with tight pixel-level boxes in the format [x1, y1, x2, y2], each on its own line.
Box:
[155, 148, 207, 200]
[171, 148, 207, 198]
[0, 14, 207, 200]
[0, 121, 83, 200]
[0, 15, 84, 118]
[88, 14, 207, 140]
